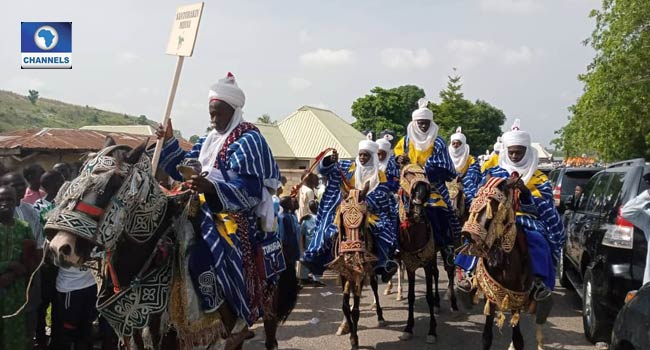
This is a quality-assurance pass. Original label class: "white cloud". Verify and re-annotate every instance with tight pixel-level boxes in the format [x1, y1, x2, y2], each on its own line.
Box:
[116, 52, 141, 64]
[479, 0, 543, 14]
[380, 48, 432, 69]
[299, 49, 354, 66]
[298, 29, 312, 44]
[447, 40, 495, 67]
[288, 77, 312, 90]
[502, 46, 541, 64]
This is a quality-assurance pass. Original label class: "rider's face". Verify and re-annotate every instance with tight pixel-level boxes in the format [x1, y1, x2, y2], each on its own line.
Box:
[209, 100, 235, 133]
[416, 120, 431, 133]
[507, 146, 527, 163]
[377, 150, 387, 162]
[358, 151, 371, 165]
[451, 140, 462, 149]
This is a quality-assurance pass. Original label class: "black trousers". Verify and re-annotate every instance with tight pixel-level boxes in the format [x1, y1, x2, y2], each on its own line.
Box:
[51, 284, 97, 350]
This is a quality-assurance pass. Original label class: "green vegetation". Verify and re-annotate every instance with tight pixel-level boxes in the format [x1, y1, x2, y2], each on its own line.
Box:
[0, 90, 156, 132]
[351, 72, 506, 156]
[554, 0, 650, 161]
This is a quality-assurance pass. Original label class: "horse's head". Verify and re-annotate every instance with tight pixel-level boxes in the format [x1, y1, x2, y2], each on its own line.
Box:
[460, 175, 517, 264]
[400, 164, 430, 223]
[45, 136, 155, 267]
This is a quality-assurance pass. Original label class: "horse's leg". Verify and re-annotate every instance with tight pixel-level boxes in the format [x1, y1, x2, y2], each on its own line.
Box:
[133, 329, 146, 350]
[535, 324, 544, 350]
[432, 255, 441, 309]
[482, 313, 494, 350]
[369, 275, 377, 311]
[399, 269, 416, 341]
[447, 265, 459, 311]
[337, 278, 351, 336]
[424, 262, 438, 344]
[350, 292, 361, 350]
[341, 280, 354, 341]
[511, 322, 524, 350]
[263, 316, 279, 350]
[395, 261, 404, 301]
[370, 274, 386, 327]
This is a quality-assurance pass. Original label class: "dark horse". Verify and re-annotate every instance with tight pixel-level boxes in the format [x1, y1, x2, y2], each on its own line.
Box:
[326, 182, 378, 350]
[397, 164, 458, 344]
[46, 137, 298, 350]
[459, 175, 549, 350]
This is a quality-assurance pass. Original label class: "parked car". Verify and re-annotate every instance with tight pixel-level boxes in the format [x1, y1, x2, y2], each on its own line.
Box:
[559, 158, 649, 343]
[548, 167, 603, 214]
[610, 285, 650, 350]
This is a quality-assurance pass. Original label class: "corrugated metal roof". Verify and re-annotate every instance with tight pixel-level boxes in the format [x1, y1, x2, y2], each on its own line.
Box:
[0, 128, 193, 151]
[278, 106, 364, 159]
[80, 125, 156, 136]
[255, 123, 295, 159]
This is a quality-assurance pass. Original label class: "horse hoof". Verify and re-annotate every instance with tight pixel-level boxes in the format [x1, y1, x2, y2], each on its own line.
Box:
[399, 332, 413, 341]
[384, 288, 392, 295]
[370, 302, 377, 311]
[396, 292, 403, 301]
[336, 324, 350, 336]
[377, 320, 387, 328]
[426, 335, 437, 344]
[508, 342, 515, 350]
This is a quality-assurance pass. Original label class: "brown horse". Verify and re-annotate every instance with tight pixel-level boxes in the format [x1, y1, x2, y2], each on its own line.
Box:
[326, 182, 379, 350]
[45, 137, 298, 350]
[459, 175, 549, 350]
[397, 164, 458, 344]
[447, 177, 467, 222]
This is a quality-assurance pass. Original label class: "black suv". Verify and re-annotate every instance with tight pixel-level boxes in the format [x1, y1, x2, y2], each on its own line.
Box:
[560, 158, 649, 343]
[549, 167, 603, 214]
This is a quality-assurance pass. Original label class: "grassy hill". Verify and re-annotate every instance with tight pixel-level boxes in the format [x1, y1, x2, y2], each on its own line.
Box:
[0, 90, 156, 132]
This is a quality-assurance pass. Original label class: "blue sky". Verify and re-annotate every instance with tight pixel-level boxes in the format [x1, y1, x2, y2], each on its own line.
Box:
[1, 0, 599, 148]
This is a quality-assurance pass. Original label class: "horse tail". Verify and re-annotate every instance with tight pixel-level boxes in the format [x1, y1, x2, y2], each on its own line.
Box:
[276, 258, 299, 323]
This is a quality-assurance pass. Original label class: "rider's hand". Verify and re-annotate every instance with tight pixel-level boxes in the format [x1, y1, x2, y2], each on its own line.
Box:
[397, 155, 410, 165]
[155, 119, 174, 142]
[331, 149, 339, 164]
[188, 175, 216, 194]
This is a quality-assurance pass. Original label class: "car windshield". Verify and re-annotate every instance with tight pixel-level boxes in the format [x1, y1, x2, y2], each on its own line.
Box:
[561, 170, 599, 195]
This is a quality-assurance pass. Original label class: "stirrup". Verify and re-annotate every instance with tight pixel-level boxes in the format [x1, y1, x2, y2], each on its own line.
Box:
[533, 281, 552, 301]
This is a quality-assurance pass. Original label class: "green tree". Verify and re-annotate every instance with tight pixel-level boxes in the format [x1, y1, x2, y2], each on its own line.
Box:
[434, 73, 506, 155]
[27, 90, 39, 105]
[351, 85, 426, 136]
[189, 135, 200, 143]
[136, 115, 148, 125]
[556, 0, 650, 161]
[257, 114, 276, 125]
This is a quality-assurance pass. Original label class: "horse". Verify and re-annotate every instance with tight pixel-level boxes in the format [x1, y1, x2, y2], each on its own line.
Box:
[45, 137, 298, 350]
[396, 164, 458, 344]
[458, 175, 550, 350]
[447, 177, 467, 222]
[326, 182, 379, 350]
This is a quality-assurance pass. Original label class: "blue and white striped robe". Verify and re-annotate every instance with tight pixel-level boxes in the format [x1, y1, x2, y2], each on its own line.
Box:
[383, 155, 400, 194]
[159, 130, 281, 325]
[303, 157, 398, 276]
[455, 166, 565, 289]
[458, 156, 481, 209]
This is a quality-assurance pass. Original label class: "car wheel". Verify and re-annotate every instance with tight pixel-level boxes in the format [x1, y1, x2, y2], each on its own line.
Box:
[559, 248, 572, 289]
[582, 267, 611, 343]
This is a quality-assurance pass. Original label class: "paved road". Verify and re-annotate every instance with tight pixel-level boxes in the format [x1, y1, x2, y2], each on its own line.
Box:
[247, 266, 598, 350]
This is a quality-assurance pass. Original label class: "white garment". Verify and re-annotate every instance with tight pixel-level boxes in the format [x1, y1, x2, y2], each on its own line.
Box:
[498, 118, 538, 184]
[407, 121, 438, 151]
[450, 143, 471, 173]
[621, 190, 650, 284]
[355, 141, 380, 193]
[198, 109, 244, 181]
[376, 138, 392, 171]
[298, 185, 315, 219]
[56, 267, 97, 293]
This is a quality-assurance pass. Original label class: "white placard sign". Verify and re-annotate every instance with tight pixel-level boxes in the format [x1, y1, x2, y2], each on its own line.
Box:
[166, 2, 204, 57]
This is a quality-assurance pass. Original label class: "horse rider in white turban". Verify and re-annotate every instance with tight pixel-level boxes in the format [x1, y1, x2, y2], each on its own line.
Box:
[448, 126, 481, 211]
[457, 119, 565, 300]
[303, 139, 399, 283]
[394, 98, 460, 267]
[376, 134, 400, 193]
[156, 72, 287, 326]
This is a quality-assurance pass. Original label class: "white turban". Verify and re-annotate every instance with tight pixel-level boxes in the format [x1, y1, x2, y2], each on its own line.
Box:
[407, 98, 438, 151]
[411, 98, 434, 121]
[356, 140, 380, 193]
[449, 126, 470, 173]
[493, 136, 504, 153]
[376, 137, 392, 172]
[208, 72, 246, 109]
[498, 119, 538, 184]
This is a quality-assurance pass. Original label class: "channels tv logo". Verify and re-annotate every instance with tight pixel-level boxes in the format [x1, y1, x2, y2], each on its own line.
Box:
[21, 22, 72, 69]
